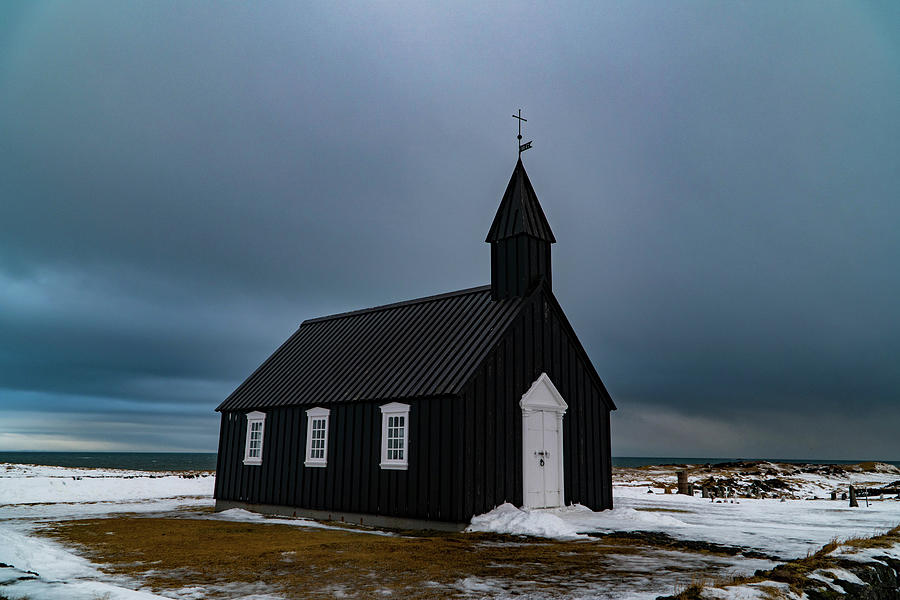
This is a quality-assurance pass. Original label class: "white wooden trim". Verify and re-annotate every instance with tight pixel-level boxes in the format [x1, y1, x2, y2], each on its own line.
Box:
[379, 402, 410, 470]
[243, 411, 266, 466]
[519, 372, 568, 413]
[556, 411, 566, 506]
[520, 373, 566, 508]
[304, 407, 330, 467]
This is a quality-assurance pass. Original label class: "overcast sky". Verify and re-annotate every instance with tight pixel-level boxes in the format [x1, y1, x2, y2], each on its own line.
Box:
[1, 2, 898, 458]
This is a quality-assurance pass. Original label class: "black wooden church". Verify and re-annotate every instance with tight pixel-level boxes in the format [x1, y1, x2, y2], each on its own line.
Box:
[214, 156, 616, 529]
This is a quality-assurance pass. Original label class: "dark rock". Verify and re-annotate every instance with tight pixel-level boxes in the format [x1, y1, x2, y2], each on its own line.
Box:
[802, 556, 900, 600]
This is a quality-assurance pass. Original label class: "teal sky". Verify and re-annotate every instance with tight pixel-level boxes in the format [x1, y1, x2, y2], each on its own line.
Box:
[1, 2, 898, 458]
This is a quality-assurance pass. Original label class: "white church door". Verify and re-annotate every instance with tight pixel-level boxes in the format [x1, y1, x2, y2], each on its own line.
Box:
[520, 373, 567, 509]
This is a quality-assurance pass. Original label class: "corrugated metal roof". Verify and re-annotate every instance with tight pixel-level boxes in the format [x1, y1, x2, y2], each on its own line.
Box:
[486, 158, 556, 243]
[217, 286, 525, 411]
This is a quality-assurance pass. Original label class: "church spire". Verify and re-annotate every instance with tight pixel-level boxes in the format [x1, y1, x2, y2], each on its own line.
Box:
[487, 159, 555, 300]
[486, 158, 556, 244]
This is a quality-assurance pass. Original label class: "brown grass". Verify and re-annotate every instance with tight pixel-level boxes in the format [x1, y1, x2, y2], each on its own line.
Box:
[39, 516, 666, 599]
[842, 524, 900, 550]
[850, 461, 879, 472]
[41, 514, 900, 599]
[671, 579, 708, 599]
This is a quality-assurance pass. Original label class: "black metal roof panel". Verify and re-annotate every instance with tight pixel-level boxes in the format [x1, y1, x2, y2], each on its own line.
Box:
[485, 158, 556, 243]
[217, 286, 525, 411]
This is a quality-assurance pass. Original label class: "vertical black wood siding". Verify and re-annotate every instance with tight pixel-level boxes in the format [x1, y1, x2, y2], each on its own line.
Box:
[455, 287, 613, 515]
[214, 289, 613, 522]
[491, 235, 552, 300]
[215, 397, 466, 522]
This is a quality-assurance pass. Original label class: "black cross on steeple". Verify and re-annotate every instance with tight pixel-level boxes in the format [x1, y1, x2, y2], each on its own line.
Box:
[513, 109, 533, 157]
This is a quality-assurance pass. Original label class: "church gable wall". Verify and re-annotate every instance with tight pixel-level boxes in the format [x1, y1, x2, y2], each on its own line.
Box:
[457, 286, 613, 514]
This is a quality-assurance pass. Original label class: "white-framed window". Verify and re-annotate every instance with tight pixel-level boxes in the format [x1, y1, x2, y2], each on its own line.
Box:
[379, 402, 410, 470]
[243, 411, 266, 466]
[304, 407, 330, 467]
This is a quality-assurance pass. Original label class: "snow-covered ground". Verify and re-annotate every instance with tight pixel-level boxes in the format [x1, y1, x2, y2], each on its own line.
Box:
[608, 461, 900, 559]
[470, 462, 900, 561]
[467, 463, 900, 598]
[0, 463, 215, 600]
[0, 463, 214, 521]
[595, 486, 900, 559]
[1, 461, 899, 599]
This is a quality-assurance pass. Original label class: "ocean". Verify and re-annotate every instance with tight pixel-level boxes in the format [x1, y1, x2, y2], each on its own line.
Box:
[1, 452, 898, 471]
[0, 452, 217, 471]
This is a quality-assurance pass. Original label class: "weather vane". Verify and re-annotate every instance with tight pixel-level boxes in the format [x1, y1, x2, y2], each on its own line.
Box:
[512, 109, 533, 157]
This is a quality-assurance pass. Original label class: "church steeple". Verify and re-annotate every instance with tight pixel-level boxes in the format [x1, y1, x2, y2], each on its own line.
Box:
[486, 159, 555, 300]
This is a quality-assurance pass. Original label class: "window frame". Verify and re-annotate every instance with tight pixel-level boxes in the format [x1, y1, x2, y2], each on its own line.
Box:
[304, 407, 331, 468]
[379, 402, 410, 470]
[243, 411, 266, 466]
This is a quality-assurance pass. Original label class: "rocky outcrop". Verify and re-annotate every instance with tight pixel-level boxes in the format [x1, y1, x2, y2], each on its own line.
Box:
[802, 557, 900, 599]
[657, 549, 900, 599]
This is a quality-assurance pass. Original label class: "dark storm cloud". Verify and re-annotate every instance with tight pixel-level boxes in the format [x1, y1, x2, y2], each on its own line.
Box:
[1, 2, 898, 455]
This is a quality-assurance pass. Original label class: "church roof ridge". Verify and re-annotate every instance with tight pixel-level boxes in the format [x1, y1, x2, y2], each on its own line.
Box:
[303, 284, 492, 325]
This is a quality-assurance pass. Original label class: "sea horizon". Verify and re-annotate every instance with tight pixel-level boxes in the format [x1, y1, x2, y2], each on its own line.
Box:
[2, 451, 899, 472]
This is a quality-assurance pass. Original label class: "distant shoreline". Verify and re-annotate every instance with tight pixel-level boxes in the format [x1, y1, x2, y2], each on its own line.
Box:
[1, 451, 898, 472]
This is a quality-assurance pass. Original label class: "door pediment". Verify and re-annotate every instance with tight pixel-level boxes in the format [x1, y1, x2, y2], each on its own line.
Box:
[519, 372, 567, 414]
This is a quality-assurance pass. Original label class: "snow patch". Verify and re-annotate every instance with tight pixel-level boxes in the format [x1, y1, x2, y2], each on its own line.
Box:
[207, 508, 395, 536]
[703, 580, 802, 599]
[172, 581, 283, 599]
[466, 503, 588, 539]
[820, 567, 866, 586]
[0, 525, 171, 599]
[452, 576, 506, 594]
[807, 571, 850, 593]
[601, 507, 690, 527]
